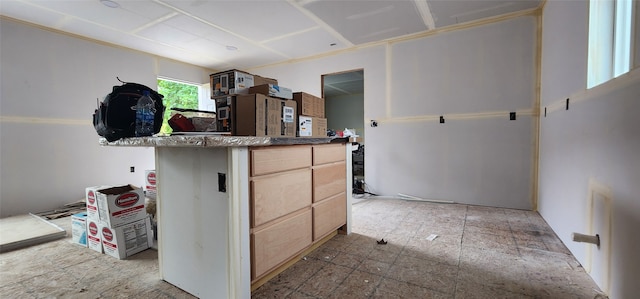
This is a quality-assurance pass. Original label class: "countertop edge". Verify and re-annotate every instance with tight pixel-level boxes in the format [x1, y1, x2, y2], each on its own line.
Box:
[99, 136, 347, 148]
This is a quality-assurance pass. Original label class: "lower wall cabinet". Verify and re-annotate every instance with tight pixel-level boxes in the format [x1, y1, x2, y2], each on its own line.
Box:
[249, 143, 346, 283]
[251, 208, 312, 279]
[313, 192, 347, 241]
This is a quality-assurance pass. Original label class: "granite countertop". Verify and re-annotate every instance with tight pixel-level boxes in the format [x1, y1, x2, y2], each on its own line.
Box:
[99, 135, 345, 148]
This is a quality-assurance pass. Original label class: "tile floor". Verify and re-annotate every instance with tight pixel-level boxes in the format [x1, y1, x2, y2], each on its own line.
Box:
[252, 198, 604, 299]
[0, 197, 604, 298]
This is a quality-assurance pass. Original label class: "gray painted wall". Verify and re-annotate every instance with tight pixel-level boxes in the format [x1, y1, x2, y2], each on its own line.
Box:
[253, 16, 537, 209]
[636, 2, 640, 68]
[325, 93, 365, 142]
[540, 1, 640, 298]
[0, 19, 212, 217]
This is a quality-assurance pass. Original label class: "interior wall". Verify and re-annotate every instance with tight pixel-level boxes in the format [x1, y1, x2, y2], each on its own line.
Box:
[636, 2, 640, 68]
[0, 18, 212, 217]
[325, 93, 365, 142]
[252, 15, 537, 209]
[539, 1, 640, 298]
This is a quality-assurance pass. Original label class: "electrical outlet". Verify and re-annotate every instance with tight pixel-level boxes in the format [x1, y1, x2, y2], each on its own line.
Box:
[370, 120, 378, 127]
[130, 166, 135, 173]
[439, 116, 445, 124]
[218, 173, 226, 192]
[510, 112, 516, 120]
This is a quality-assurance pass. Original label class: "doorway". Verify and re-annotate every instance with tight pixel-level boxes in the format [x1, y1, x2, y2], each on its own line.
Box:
[321, 70, 365, 194]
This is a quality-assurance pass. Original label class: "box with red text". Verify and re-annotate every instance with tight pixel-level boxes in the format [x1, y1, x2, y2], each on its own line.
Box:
[100, 217, 153, 259]
[85, 185, 110, 221]
[96, 185, 146, 228]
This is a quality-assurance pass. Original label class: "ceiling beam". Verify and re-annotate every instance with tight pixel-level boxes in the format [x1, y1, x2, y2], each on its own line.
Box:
[286, 0, 354, 47]
[414, 0, 436, 30]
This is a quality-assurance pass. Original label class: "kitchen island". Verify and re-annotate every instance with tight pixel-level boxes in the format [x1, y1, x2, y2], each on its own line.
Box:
[100, 135, 352, 299]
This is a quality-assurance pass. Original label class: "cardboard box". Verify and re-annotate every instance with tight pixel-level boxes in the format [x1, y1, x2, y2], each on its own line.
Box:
[299, 116, 327, 137]
[293, 92, 325, 118]
[145, 170, 156, 198]
[96, 185, 147, 228]
[85, 185, 110, 221]
[210, 69, 254, 96]
[87, 218, 103, 253]
[71, 212, 88, 247]
[214, 95, 235, 133]
[254, 74, 278, 86]
[100, 217, 153, 260]
[234, 94, 297, 137]
[249, 84, 293, 100]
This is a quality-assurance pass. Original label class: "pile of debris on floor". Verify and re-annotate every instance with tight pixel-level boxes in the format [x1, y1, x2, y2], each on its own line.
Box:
[34, 200, 86, 219]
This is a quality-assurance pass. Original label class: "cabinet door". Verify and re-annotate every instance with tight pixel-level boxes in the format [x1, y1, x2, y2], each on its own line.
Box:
[251, 145, 311, 176]
[251, 209, 312, 280]
[312, 162, 346, 202]
[313, 144, 345, 165]
[313, 193, 347, 241]
[251, 169, 312, 227]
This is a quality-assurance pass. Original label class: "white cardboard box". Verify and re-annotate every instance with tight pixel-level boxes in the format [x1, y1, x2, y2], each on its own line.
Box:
[87, 218, 103, 253]
[249, 84, 293, 99]
[298, 116, 327, 137]
[71, 212, 88, 247]
[97, 185, 147, 228]
[145, 170, 157, 198]
[100, 217, 153, 260]
[85, 185, 109, 221]
[211, 70, 255, 96]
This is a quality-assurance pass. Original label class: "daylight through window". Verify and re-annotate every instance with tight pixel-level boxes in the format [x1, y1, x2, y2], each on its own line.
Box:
[587, 0, 634, 88]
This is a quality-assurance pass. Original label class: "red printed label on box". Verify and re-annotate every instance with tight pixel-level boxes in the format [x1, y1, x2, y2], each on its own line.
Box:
[112, 205, 144, 217]
[102, 227, 114, 241]
[89, 222, 98, 236]
[87, 220, 103, 253]
[115, 193, 139, 208]
[147, 172, 156, 185]
[87, 191, 96, 204]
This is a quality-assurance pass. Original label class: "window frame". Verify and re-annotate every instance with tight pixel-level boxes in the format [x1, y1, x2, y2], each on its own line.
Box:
[587, 0, 635, 89]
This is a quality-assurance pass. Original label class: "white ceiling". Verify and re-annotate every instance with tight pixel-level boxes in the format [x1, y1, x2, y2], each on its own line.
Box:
[0, 0, 542, 70]
[0, 0, 541, 96]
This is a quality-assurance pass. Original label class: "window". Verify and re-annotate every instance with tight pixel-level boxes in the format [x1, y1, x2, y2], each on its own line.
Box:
[157, 78, 210, 134]
[587, 0, 634, 88]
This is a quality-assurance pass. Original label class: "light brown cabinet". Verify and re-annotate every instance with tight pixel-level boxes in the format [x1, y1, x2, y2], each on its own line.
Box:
[251, 168, 312, 227]
[313, 192, 347, 241]
[312, 162, 346, 202]
[250, 145, 311, 176]
[311, 144, 347, 241]
[249, 143, 347, 283]
[251, 208, 312, 279]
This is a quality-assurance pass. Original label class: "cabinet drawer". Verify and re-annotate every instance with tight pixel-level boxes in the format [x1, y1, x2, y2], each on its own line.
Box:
[313, 193, 346, 241]
[251, 145, 311, 176]
[313, 162, 346, 202]
[313, 144, 345, 165]
[251, 169, 312, 227]
[252, 209, 312, 280]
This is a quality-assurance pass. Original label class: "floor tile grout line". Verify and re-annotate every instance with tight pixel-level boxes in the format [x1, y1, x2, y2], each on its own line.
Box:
[507, 211, 525, 258]
[290, 256, 359, 298]
[452, 204, 469, 298]
[278, 259, 328, 295]
[331, 243, 387, 299]
[375, 210, 463, 297]
[366, 226, 419, 298]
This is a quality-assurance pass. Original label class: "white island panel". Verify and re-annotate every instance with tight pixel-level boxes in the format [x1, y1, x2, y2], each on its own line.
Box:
[156, 147, 249, 298]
